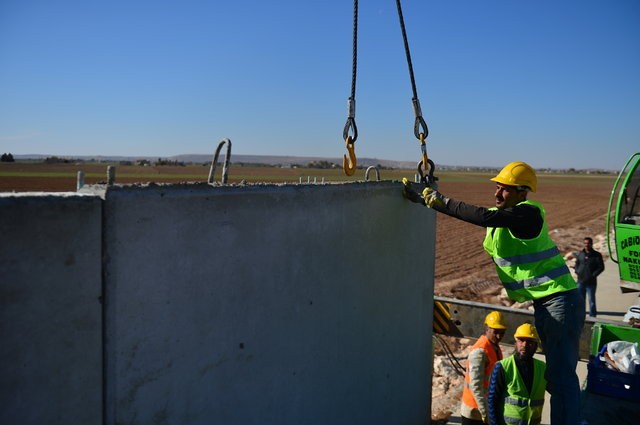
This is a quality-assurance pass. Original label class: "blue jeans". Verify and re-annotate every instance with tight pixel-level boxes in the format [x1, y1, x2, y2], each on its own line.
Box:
[577, 281, 597, 317]
[534, 289, 585, 425]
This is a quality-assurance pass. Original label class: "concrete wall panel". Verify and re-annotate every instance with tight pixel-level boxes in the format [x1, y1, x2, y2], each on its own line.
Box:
[0, 193, 103, 425]
[103, 182, 436, 425]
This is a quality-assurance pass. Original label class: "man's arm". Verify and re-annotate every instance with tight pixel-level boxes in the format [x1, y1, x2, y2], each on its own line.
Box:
[487, 362, 506, 425]
[593, 251, 605, 277]
[401, 180, 543, 238]
[436, 198, 543, 240]
[467, 348, 489, 419]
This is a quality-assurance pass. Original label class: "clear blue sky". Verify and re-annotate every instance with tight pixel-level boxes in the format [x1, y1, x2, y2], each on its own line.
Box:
[1, 0, 638, 170]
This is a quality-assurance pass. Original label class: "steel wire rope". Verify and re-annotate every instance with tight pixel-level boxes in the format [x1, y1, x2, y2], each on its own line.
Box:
[394, 0, 428, 140]
[343, 0, 358, 143]
[395, 0, 437, 187]
[341, 0, 359, 176]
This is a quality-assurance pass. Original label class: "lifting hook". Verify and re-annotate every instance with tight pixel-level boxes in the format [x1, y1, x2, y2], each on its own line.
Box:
[343, 136, 357, 176]
[416, 132, 437, 187]
[418, 157, 437, 189]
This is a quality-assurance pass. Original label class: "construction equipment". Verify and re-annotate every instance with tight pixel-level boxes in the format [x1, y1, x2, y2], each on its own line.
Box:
[606, 152, 640, 293]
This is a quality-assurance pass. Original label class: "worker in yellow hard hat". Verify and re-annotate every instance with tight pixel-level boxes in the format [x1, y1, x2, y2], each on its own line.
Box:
[460, 311, 506, 425]
[403, 161, 584, 425]
[487, 323, 547, 425]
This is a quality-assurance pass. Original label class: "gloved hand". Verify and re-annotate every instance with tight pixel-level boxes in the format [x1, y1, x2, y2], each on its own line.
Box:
[401, 178, 426, 205]
[422, 186, 448, 209]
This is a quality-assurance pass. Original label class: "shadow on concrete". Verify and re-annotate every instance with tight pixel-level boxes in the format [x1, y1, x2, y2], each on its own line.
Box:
[595, 311, 625, 317]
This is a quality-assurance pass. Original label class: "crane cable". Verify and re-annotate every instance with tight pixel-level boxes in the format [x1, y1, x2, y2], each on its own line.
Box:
[341, 0, 359, 176]
[341, 1, 436, 183]
[395, 0, 436, 186]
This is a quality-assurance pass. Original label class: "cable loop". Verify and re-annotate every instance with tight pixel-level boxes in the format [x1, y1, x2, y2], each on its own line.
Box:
[343, 97, 358, 143]
[414, 115, 428, 141]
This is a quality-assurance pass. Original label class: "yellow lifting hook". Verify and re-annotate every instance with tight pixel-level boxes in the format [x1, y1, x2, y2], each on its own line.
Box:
[343, 136, 357, 176]
[418, 132, 429, 176]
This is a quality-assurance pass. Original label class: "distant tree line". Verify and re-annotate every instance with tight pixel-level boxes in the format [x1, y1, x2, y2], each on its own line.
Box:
[1, 153, 15, 162]
[307, 160, 339, 169]
[44, 156, 72, 164]
[155, 158, 185, 166]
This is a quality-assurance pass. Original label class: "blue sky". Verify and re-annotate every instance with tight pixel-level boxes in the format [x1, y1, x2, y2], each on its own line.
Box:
[1, 0, 638, 170]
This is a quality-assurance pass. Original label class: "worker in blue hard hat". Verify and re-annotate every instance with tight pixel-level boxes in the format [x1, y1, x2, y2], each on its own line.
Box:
[403, 161, 584, 425]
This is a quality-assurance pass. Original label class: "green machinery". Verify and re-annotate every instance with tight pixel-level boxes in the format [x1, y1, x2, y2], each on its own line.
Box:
[607, 152, 640, 293]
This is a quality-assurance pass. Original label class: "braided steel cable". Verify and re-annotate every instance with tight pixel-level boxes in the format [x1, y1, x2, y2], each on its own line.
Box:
[395, 0, 428, 140]
[343, 0, 358, 143]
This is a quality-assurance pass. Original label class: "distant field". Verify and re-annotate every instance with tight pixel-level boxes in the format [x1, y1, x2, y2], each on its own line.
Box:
[0, 161, 616, 192]
[0, 162, 411, 191]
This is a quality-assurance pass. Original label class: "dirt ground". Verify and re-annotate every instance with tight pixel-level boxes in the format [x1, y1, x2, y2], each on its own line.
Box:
[429, 179, 613, 423]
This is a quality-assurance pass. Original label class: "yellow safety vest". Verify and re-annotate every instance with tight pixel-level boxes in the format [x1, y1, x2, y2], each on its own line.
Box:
[483, 200, 576, 302]
[500, 355, 546, 425]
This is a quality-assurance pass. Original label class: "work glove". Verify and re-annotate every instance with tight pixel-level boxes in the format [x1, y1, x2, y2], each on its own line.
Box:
[401, 178, 426, 205]
[422, 186, 448, 209]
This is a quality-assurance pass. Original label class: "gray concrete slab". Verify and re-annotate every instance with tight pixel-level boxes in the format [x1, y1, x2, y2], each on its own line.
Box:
[102, 182, 435, 425]
[0, 193, 103, 425]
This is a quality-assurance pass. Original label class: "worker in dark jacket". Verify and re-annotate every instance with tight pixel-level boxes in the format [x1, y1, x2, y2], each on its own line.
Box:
[487, 323, 547, 425]
[573, 237, 604, 317]
[403, 161, 584, 425]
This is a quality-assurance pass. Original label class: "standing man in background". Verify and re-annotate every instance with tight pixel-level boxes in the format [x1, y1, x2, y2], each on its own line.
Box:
[460, 311, 507, 425]
[403, 161, 584, 425]
[573, 237, 604, 317]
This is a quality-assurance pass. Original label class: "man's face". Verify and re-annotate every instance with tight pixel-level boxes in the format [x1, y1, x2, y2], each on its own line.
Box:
[584, 239, 593, 252]
[486, 327, 506, 344]
[514, 337, 537, 360]
[494, 183, 527, 209]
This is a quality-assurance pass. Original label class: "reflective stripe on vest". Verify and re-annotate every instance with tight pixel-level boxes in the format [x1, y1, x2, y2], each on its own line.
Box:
[483, 200, 576, 302]
[502, 264, 572, 291]
[493, 246, 561, 267]
[504, 397, 545, 407]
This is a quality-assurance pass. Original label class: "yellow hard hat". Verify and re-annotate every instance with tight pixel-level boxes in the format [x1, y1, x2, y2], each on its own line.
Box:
[490, 161, 537, 192]
[484, 311, 507, 330]
[514, 323, 539, 341]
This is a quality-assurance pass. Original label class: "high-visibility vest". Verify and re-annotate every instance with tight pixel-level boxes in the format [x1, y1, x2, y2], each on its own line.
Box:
[500, 355, 546, 425]
[461, 334, 502, 410]
[482, 200, 576, 303]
